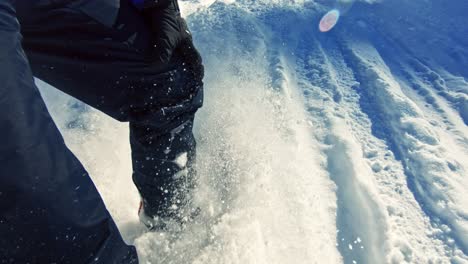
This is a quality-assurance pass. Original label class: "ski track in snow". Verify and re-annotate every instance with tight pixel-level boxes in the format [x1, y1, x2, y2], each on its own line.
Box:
[38, 0, 468, 263]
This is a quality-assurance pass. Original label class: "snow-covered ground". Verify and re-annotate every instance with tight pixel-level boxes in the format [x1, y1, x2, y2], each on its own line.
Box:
[38, 0, 468, 263]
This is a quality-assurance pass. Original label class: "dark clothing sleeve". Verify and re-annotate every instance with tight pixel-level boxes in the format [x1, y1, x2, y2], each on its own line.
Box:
[0, 1, 138, 263]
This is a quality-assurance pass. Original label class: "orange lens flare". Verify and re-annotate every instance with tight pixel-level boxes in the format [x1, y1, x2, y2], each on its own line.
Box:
[319, 9, 340, 32]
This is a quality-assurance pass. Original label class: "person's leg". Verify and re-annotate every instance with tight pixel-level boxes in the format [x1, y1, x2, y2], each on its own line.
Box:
[0, 1, 138, 262]
[17, 0, 204, 223]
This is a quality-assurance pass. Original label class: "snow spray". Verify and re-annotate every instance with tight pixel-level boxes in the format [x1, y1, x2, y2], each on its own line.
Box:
[319, 0, 356, 32]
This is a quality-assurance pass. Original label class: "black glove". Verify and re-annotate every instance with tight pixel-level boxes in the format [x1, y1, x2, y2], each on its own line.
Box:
[142, 0, 193, 64]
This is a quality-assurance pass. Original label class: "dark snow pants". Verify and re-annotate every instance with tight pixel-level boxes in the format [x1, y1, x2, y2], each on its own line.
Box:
[0, 1, 138, 263]
[0, 0, 203, 262]
[16, 0, 204, 219]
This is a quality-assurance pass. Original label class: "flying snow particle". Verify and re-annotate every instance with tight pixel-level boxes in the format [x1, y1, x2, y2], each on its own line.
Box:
[319, 9, 340, 32]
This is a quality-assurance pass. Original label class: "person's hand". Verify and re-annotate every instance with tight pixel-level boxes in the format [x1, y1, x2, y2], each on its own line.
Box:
[143, 0, 192, 64]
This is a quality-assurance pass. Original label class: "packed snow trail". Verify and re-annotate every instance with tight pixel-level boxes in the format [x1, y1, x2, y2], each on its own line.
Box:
[38, 0, 468, 263]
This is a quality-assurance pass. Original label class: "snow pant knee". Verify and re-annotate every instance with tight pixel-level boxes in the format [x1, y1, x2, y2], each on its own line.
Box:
[17, 0, 157, 121]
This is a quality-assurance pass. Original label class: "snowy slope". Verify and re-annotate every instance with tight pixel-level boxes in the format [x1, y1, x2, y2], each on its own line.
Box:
[38, 0, 468, 263]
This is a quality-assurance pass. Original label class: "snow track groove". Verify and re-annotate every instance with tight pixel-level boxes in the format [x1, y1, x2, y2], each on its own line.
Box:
[292, 36, 388, 264]
[339, 38, 468, 261]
